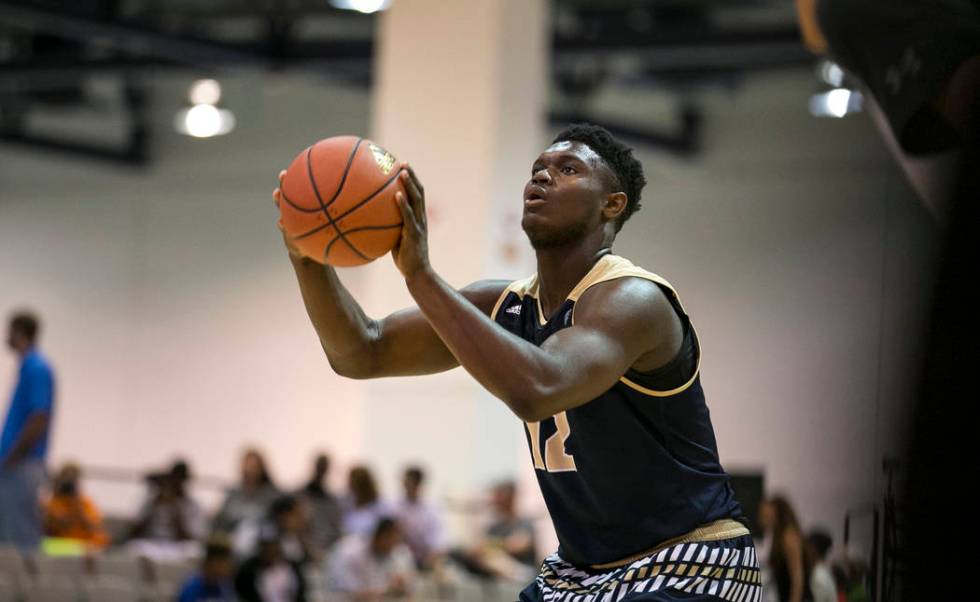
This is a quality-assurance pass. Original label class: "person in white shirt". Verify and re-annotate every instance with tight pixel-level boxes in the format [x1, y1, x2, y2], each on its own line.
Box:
[342, 465, 392, 536]
[807, 530, 838, 602]
[329, 517, 416, 601]
[394, 466, 446, 570]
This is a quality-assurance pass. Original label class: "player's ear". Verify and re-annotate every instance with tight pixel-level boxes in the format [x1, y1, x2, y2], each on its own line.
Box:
[602, 191, 628, 222]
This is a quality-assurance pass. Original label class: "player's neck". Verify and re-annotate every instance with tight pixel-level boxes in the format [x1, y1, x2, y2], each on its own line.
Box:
[534, 238, 611, 317]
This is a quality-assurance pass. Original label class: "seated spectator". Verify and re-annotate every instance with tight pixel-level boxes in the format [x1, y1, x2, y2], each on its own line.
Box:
[451, 480, 537, 582]
[297, 452, 343, 556]
[758, 495, 812, 602]
[270, 494, 314, 566]
[178, 536, 236, 602]
[213, 448, 280, 557]
[342, 465, 391, 536]
[235, 523, 307, 602]
[42, 462, 110, 548]
[806, 529, 837, 602]
[394, 465, 446, 570]
[328, 517, 416, 601]
[128, 460, 206, 543]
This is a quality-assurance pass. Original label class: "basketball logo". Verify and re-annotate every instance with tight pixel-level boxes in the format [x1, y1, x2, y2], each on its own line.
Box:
[369, 143, 396, 175]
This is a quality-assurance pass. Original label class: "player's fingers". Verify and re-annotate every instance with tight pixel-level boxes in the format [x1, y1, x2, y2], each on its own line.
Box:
[395, 191, 417, 229]
[405, 167, 426, 226]
[400, 171, 425, 223]
[278, 169, 286, 185]
[273, 188, 282, 208]
[406, 165, 424, 196]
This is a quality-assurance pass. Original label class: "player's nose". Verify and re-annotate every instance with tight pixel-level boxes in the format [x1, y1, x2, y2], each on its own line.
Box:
[532, 167, 552, 185]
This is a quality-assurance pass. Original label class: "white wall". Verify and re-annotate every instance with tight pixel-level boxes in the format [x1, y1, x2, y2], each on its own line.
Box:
[0, 68, 936, 557]
[0, 74, 374, 514]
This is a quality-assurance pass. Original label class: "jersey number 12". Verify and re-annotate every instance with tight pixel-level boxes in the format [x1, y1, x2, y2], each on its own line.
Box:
[525, 412, 577, 473]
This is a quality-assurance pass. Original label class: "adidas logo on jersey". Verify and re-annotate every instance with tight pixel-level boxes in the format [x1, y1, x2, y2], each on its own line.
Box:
[505, 304, 522, 315]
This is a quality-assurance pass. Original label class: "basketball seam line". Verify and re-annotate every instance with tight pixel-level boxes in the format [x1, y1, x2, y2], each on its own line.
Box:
[322, 223, 403, 259]
[306, 140, 369, 262]
[293, 169, 406, 241]
[279, 168, 322, 213]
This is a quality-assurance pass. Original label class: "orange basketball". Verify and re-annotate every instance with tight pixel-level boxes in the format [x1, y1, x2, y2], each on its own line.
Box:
[279, 136, 406, 266]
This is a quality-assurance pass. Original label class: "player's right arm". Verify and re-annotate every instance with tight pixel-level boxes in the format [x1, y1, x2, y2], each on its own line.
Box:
[287, 249, 506, 378]
[275, 175, 507, 378]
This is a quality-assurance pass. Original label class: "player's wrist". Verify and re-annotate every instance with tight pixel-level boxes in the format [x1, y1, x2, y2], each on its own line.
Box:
[404, 262, 436, 289]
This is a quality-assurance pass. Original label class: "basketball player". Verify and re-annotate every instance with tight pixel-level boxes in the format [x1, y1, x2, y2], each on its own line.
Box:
[274, 124, 761, 601]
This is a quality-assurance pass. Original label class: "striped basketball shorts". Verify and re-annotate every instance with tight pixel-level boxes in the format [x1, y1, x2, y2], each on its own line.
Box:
[518, 534, 762, 602]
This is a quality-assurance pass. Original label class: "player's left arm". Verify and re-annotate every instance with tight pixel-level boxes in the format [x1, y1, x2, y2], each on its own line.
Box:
[392, 169, 674, 422]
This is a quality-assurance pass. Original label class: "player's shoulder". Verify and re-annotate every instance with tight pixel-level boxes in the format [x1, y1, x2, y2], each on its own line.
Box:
[460, 279, 512, 315]
[573, 255, 679, 326]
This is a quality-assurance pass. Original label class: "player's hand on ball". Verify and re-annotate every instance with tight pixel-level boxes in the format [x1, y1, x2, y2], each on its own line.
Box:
[272, 169, 306, 261]
[393, 163, 431, 281]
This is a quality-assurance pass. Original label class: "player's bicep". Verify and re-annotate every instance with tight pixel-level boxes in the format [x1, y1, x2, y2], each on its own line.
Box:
[535, 279, 670, 413]
[369, 279, 510, 377]
[536, 324, 635, 409]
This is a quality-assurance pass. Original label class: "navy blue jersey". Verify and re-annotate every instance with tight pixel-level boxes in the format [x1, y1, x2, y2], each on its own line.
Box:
[491, 254, 745, 568]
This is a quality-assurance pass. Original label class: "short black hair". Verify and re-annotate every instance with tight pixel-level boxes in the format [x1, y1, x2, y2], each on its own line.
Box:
[807, 529, 833, 559]
[269, 494, 298, 520]
[9, 311, 40, 343]
[552, 123, 646, 232]
[204, 535, 232, 561]
[373, 516, 399, 539]
[404, 465, 425, 484]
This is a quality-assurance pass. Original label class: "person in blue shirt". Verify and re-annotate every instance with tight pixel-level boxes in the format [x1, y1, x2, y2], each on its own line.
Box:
[0, 311, 55, 550]
[178, 538, 237, 602]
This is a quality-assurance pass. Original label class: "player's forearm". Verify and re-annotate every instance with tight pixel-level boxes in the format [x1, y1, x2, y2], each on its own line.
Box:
[406, 268, 563, 420]
[290, 255, 381, 376]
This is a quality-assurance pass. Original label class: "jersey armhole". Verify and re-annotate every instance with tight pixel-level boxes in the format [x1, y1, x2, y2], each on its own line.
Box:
[568, 268, 702, 398]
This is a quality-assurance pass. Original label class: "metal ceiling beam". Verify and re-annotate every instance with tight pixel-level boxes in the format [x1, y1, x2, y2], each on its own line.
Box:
[0, 2, 262, 67]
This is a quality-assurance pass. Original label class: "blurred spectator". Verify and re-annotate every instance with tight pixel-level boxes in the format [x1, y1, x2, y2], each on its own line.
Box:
[806, 530, 837, 602]
[235, 523, 307, 602]
[394, 465, 446, 570]
[214, 448, 280, 556]
[42, 462, 110, 548]
[759, 495, 813, 602]
[343, 465, 391, 536]
[0, 311, 55, 550]
[451, 480, 537, 583]
[178, 536, 236, 602]
[270, 494, 314, 565]
[296, 452, 342, 555]
[129, 460, 206, 543]
[328, 517, 416, 600]
[836, 551, 870, 602]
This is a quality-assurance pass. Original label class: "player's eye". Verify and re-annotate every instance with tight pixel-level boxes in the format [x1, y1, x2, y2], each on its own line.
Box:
[561, 166, 576, 175]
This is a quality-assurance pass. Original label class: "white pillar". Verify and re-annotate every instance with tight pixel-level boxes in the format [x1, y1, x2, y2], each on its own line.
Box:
[360, 0, 548, 513]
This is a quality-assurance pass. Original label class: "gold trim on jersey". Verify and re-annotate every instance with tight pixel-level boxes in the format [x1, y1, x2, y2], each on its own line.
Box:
[491, 254, 702, 398]
[589, 518, 750, 570]
[489, 275, 538, 321]
[569, 255, 702, 398]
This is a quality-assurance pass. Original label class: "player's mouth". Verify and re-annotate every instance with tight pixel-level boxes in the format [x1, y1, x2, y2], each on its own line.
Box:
[524, 186, 548, 208]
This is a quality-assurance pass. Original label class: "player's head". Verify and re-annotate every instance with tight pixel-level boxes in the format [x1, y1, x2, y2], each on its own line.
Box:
[7, 310, 40, 353]
[522, 123, 646, 249]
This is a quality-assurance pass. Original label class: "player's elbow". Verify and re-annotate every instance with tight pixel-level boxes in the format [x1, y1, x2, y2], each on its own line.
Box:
[503, 385, 558, 422]
[325, 349, 377, 380]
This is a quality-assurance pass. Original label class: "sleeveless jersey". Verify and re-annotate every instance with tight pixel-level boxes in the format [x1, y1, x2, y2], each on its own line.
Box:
[490, 254, 746, 567]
